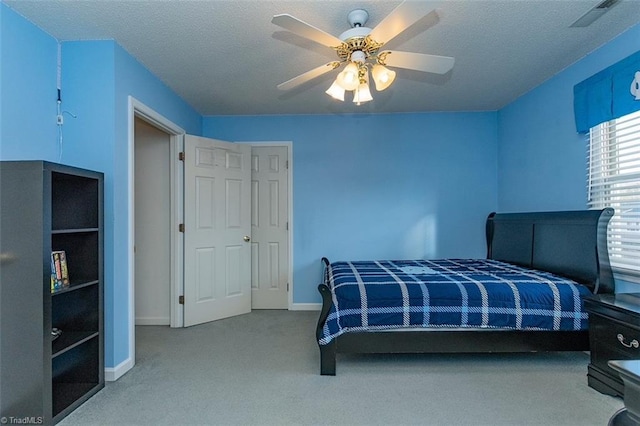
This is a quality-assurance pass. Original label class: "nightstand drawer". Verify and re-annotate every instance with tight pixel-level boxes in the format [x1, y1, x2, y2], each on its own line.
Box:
[591, 314, 640, 357]
[590, 313, 640, 388]
[584, 294, 640, 398]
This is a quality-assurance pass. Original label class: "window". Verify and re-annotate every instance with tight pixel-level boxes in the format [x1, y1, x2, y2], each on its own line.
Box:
[588, 109, 640, 280]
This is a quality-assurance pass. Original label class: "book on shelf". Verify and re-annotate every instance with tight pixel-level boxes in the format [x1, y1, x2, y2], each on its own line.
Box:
[50, 250, 70, 292]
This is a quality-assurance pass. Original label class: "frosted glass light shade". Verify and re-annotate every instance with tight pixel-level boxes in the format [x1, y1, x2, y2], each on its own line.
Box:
[352, 82, 373, 105]
[336, 62, 359, 91]
[371, 64, 396, 91]
[325, 80, 345, 101]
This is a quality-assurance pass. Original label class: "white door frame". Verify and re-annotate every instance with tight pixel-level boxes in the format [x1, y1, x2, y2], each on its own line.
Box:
[240, 141, 293, 309]
[127, 97, 185, 371]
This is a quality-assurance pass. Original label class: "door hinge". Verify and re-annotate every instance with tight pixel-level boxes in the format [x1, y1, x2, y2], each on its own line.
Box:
[179, 152, 185, 161]
[286, 222, 289, 231]
[179, 295, 184, 305]
[286, 160, 289, 170]
[287, 283, 289, 292]
[179, 223, 185, 233]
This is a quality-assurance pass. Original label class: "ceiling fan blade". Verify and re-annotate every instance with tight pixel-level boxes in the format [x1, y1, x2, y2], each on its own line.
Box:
[272, 14, 344, 48]
[277, 62, 341, 91]
[368, 1, 436, 45]
[381, 50, 454, 75]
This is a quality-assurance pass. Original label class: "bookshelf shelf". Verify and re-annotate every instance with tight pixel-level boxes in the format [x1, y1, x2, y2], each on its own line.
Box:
[52, 228, 100, 234]
[51, 280, 100, 296]
[52, 331, 100, 358]
[0, 161, 104, 425]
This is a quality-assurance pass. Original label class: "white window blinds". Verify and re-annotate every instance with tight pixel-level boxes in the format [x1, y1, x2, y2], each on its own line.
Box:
[588, 109, 640, 279]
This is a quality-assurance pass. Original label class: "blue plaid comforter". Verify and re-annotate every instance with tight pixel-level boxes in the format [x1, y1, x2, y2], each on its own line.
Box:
[319, 259, 592, 345]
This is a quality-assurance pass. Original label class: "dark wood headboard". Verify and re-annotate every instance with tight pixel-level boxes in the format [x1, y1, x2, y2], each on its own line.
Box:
[486, 209, 614, 294]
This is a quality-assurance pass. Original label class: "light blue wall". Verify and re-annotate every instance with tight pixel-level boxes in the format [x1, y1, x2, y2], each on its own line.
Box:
[0, 4, 58, 159]
[497, 22, 640, 292]
[59, 41, 118, 365]
[1, 4, 202, 369]
[498, 22, 640, 212]
[0, 5, 2, 134]
[112, 42, 201, 364]
[61, 40, 202, 367]
[203, 113, 499, 303]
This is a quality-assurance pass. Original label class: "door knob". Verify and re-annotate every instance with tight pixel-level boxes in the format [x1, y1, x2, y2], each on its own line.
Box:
[243, 236, 251, 242]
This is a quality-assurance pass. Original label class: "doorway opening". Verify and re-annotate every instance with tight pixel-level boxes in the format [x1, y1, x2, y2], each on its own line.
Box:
[134, 117, 171, 326]
[127, 97, 184, 375]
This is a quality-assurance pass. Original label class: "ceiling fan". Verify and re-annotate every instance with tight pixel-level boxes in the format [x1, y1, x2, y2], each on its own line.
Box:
[271, 1, 455, 105]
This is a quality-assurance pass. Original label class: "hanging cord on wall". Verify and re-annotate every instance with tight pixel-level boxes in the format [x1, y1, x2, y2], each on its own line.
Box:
[57, 89, 63, 162]
[56, 89, 77, 163]
[57, 42, 63, 163]
[55, 43, 76, 163]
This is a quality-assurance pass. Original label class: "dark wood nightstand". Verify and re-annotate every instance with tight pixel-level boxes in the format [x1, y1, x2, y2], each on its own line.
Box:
[584, 293, 640, 398]
[608, 360, 640, 425]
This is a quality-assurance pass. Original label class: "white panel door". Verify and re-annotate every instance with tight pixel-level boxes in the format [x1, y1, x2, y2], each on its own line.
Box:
[184, 135, 251, 326]
[250, 146, 289, 309]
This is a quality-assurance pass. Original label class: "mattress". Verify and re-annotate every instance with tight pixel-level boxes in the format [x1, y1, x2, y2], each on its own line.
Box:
[319, 258, 593, 345]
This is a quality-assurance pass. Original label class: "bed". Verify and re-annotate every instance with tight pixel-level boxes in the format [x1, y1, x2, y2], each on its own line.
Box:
[315, 209, 615, 375]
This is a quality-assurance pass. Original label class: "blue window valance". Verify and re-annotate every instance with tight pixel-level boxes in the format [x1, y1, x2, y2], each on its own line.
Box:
[574, 49, 640, 133]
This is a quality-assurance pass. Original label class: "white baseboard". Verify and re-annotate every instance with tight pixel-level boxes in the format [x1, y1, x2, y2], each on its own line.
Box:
[105, 357, 134, 382]
[290, 303, 321, 311]
[135, 317, 170, 326]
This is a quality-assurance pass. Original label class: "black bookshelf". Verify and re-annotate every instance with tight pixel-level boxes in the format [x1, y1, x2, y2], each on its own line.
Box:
[0, 161, 104, 425]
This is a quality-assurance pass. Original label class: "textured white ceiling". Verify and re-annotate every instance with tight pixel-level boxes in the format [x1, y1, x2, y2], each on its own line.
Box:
[4, 0, 640, 115]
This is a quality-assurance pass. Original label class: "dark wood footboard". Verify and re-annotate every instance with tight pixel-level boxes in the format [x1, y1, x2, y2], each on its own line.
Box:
[316, 283, 336, 375]
[319, 340, 337, 376]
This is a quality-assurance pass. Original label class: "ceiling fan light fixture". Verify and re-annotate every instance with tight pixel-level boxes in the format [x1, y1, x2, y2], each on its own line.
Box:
[371, 64, 396, 91]
[336, 62, 360, 91]
[325, 80, 345, 101]
[353, 80, 373, 105]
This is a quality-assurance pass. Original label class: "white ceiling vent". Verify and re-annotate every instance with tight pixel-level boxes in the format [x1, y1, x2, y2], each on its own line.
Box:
[570, 0, 621, 27]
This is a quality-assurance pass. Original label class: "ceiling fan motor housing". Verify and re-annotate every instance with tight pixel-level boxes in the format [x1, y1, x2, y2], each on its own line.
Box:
[336, 32, 383, 62]
[338, 9, 383, 62]
[347, 9, 369, 28]
[339, 26, 372, 41]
